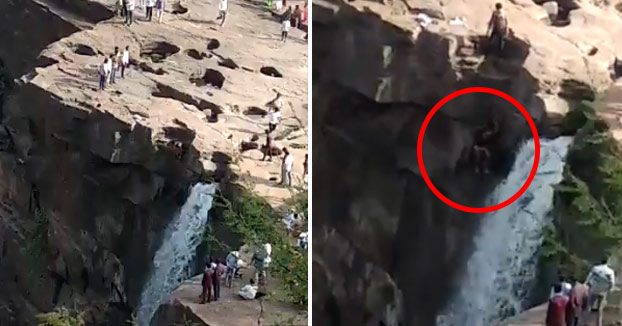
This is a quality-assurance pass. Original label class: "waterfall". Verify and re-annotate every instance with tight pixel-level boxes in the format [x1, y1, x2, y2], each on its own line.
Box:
[135, 182, 218, 326]
[437, 137, 573, 326]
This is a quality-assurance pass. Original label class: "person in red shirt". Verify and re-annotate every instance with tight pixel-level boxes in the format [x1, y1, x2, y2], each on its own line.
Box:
[200, 264, 215, 304]
[566, 280, 589, 326]
[547, 283, 570, 326]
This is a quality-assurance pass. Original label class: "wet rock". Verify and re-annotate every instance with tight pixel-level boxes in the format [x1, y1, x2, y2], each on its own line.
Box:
[260, 66, 283, 78]
[243, 106, 267, 116]
[172, 2, 189, 14]
[218, 58, 239, 70]
[190, 69, 226, 89]
[74, 44, 97, 56]
[186, 49, 206, 60]
[140, 42, 180, 63]
[207, 39, 220, 50]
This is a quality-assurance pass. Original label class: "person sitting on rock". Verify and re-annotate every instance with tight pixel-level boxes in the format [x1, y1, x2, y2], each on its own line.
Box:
[239, 278, 266, 300]
[486, 2, 508, 56]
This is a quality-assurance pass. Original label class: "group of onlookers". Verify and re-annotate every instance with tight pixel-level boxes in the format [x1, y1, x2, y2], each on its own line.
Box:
[98, 46, 130, 91]
[546, 260, 615, 326]
[117, 0, 166, 25]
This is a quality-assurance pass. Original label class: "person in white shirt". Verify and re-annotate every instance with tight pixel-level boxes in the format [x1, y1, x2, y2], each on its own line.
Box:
[121, 46, 130, 78]
[125, 0, 135, 25]
[281, 148, 293, 186]
[274, 0, 283, 11]
[586, 260, 616, 326]
[297, 232, 308, 250]
[549, 276, 572, 298]
[238, 278, 266, 300]
[103, 57, 112, 85]
[281, 18, 291, 42]
[217, 0, 228, 27]
[146, 0, 155, 21]
[98, 58, 108, 90]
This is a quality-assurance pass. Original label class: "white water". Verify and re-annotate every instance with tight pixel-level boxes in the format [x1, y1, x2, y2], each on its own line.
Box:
[438, 137, 573, 326]
[135, 183, 218, 326]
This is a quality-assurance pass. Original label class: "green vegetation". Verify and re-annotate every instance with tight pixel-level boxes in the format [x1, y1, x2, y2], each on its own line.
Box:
[540, 101, 622, 281]
[208, 187, 308, 307]
[36, 308, 85, 326]
[24, 209, 49, 273]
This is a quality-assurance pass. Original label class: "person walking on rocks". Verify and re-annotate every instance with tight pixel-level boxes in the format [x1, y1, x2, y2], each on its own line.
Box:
[547, 283, 570, 326]
[98, 58, 109, 91]
[486, 2, 508, 56]
[155, 0, 165, 23]
[567, 280, 589, 326]
[262, 129, 273, 161]
[266, 93, 282, 132]
[281, 147, 293, 186]
[281, 16, 291, 42]
[146, 0, 155, 21]
[217, 0, 228, 27]
[125, 0, 135, 25]
[586, 260, 615, 326]
[121, 46, 130, 78]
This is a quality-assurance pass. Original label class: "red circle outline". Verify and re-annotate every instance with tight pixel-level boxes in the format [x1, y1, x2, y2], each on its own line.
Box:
[416, 87, 540, 213]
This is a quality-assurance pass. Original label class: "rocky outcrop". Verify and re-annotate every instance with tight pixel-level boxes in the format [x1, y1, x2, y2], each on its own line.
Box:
[313, 0, 622, 325]
[0, 0, 307, 324]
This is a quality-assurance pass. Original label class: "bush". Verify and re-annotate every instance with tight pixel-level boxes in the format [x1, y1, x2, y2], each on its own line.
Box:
[24, 209, 49, 272]
[544, 101, 622, 281]
[36, 308, 85, 326]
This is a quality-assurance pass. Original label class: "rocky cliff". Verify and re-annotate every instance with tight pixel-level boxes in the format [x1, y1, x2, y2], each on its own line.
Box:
[313, 0, 622, 325]
[0, 0, 308, 324]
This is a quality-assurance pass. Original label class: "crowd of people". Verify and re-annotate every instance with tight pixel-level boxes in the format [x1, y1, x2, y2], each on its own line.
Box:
[200, 245, 274, 303]
[262, 92, 308, 187]
[116, 0, 166, 25]
[98, 46, 130, 91]
[545, 260, 616, 326]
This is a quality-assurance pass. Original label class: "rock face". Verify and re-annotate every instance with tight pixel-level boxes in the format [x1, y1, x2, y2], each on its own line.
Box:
[313, 0, 621, 325]
[0, 0, 307, 324]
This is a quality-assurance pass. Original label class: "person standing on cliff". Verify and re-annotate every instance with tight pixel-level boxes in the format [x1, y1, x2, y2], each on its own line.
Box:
[281, 147, 293, 187]
[567, 279, 589, 326]
[110, 48, 121, 84]
[486, 2, 508, 56]
[303, 153, 308, 183]
[217, 0, 228, 27]
[98, 58, 108, 91]
[125, 0, 135, 26]
[586, 260, 615, 326]
[155, 0, 165, 23]
[145, 0, 155, 21]
[121, 46, 130, 78]
[546, 283, 569, 326]
[262, 130, 273, 161]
